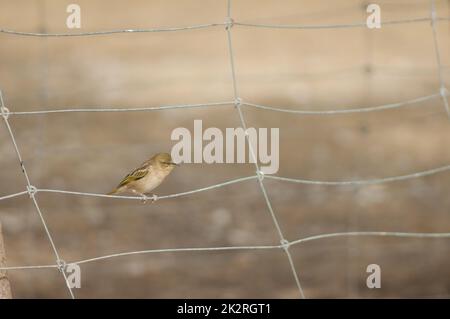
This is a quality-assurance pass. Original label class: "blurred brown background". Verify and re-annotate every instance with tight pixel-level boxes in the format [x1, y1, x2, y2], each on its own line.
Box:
[1, 0, 450, 298]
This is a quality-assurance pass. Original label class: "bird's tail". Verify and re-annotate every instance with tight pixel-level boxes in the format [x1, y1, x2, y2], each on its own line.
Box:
[107, 189, 118, 195]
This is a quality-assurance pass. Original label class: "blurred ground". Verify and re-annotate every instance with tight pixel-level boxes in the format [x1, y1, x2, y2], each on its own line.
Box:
[1, 0, 450, 298]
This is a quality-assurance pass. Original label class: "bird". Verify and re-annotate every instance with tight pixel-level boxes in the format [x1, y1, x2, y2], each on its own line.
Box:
[107, 153, 178, 202]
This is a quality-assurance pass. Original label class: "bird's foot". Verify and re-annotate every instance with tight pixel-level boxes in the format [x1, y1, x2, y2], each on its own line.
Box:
[149, 194, 158, 203]
[140, 194, 148, 204]
[130, 190, 149, 203]
[140, 193, 158, 204]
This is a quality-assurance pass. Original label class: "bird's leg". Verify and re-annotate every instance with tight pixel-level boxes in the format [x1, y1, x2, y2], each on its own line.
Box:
[149, 193, 158, 203]
[131, 189, 148, 204]
[143, 193, 158, 204]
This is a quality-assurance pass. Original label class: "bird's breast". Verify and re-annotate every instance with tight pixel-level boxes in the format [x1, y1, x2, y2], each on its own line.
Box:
[139, 169, 171, 193]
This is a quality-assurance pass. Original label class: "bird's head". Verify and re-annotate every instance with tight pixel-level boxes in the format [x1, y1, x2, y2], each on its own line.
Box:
[153, 153, 178, 170]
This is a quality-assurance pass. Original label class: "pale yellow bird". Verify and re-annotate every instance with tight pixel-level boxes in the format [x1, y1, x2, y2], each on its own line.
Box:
[108, 153, 177, 201]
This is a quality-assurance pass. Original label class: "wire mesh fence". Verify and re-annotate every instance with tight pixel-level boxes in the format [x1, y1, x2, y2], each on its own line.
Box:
[0, 0, 450, 298]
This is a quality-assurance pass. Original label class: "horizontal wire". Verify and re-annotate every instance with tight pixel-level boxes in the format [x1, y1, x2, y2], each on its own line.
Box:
[155, 175, 257, 199]
[243, 93, 440, 115]
[0, 265, 57, 271]
[6, 93, 443, 116]
[289, 231, 450, 246]
[74, 244, 280, 265]
[0, 23, 225, 37]
[266, 164, 450, 186]
[0, 190, 28, 201]
[3, 230, 450, 270]
[8, 101, 233, 116]
[1, 17, 448, 39]
[236, 17, 436, 30]
[1, 164, 449, 203]
[37, 175, 257, 201]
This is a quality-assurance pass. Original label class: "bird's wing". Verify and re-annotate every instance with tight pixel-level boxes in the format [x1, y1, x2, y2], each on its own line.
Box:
[116, 164, 151, 188]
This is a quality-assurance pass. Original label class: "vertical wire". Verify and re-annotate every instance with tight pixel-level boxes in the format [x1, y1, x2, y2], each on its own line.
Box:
[0, 91, 75, 299]
[225, 0, 305, 298]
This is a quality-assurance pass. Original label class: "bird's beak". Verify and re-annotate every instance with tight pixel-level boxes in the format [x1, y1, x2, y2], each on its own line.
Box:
[170, 162, 179, 166]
